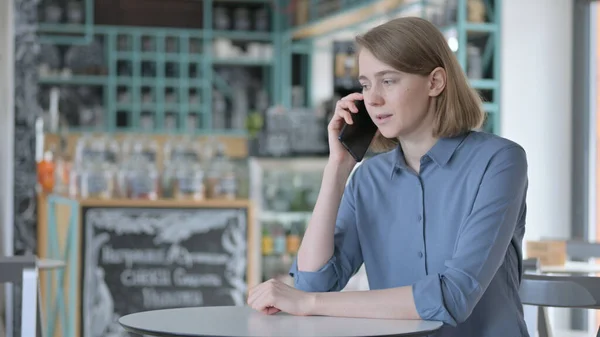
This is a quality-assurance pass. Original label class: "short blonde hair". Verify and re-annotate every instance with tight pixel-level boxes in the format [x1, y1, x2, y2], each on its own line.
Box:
[355, 17, 485, 152]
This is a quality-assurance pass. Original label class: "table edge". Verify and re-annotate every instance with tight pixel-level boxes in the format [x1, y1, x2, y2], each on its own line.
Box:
[119, 317, 443, 337]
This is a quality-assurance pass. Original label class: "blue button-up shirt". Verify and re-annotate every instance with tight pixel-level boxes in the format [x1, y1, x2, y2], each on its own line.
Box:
[290, 131, 530, 337]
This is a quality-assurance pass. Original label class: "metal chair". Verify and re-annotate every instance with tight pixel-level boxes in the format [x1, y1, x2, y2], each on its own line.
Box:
[520, 258, 600, 337]
[0, 255, 42, 337]
[566, 240, 600, 260]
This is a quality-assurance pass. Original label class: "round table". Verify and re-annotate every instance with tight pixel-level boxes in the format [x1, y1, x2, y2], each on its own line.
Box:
[119, 306, 443, 337]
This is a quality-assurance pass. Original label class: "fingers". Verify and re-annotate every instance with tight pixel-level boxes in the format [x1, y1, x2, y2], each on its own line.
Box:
[263, 307, 280, 315]
[251, 288, 276, 314]
[247, 282, 268, 308]
[342, 92, 364, 102]
[247, 279, 276, 312]
[334, 92, 364, 125]
[253, 291, 274, 313]
[335, 101, 356, 125]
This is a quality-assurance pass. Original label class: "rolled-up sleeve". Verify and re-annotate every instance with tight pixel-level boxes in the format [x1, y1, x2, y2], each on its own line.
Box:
[289, 173, 364, 292]
[412, 145, 528, 326]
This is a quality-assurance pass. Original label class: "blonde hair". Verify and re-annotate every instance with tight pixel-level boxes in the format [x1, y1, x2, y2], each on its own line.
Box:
[355, 17, 485, 152]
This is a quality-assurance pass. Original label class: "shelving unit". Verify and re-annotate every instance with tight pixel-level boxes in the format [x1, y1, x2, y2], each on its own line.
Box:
[249, 157, 328, 283]
[37, 0, 278, 135]
[36, 0, 501, 135]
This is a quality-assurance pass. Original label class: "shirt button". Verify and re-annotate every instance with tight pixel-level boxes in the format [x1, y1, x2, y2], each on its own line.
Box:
[417, 214, 422, 221]
[418, 251, 424, 258]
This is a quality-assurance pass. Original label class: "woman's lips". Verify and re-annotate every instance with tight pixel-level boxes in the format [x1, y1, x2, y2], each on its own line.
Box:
[375, 114, 393, 124]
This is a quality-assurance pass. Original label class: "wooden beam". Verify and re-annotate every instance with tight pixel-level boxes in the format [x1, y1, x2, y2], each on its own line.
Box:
[291, 0, 406, 40]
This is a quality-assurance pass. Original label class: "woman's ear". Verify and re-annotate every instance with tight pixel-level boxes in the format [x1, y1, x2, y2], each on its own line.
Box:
[428, 67, 446, 97]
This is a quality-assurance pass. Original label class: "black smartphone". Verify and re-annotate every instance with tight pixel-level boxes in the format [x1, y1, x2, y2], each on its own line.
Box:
[337, 100, 378, 162]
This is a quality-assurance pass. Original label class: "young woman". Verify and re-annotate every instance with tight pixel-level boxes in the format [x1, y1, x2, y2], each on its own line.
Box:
[248, 17, 529, 337]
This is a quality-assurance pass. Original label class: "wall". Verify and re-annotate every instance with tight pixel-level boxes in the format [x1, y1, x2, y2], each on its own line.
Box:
[0, 1, 14, 255]
[501, 0, 573, 243]
[10, 0, 42, 336]
[0, 0, 15, 336]
[0, 0, 15, 264]
[501, 0, 574, 332]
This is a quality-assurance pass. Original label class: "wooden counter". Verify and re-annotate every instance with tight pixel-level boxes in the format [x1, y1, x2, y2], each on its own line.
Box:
[37, 194, 256, 337]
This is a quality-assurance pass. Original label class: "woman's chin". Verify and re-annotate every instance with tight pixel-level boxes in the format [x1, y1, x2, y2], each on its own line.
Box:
[377, 127, 401, 139]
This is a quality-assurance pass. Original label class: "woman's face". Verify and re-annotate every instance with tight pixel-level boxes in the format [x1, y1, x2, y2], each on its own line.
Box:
[358, 49, 436, 140]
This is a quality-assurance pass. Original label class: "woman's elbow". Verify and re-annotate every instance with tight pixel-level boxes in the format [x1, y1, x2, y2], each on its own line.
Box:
[441, 287, 481, 325]
[449, 304, 475, 325]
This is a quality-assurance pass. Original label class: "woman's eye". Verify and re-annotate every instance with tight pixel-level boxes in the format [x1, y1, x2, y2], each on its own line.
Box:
[360, 84, 370, 90]
[382, 79, 396, 85]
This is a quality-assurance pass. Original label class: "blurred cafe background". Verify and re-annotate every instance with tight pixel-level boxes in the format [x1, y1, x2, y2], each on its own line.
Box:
[0, 0, 599, 336]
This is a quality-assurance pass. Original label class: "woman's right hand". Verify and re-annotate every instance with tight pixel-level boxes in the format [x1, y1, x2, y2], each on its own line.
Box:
[327, 92, 364, 166]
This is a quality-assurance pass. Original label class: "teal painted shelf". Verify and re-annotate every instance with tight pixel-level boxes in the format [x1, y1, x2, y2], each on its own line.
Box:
[482, 102, 498, 113]
[464, 22, 497, 32]
[212, 30, 273, 41]
[38, 75, 107, 86]
[37, 0, 501, 135]
[37, 0, 280, 134]
[470, 79, 499, 90]
[212, 58, 272, 66]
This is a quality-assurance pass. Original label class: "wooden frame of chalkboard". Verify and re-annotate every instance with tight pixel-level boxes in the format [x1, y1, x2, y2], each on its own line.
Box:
[38, 196, 255, 337]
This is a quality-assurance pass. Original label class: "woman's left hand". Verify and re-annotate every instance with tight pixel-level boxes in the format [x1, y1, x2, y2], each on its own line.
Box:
[247, 278, 316, 316]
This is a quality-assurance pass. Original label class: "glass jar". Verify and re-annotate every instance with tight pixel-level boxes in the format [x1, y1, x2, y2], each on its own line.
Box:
[174, 163, 205, 200]
[205, 142, 237, 199]
[80, 162, 115, 199]
[125, 157, 159, 200]
[234, 8, 251, 31]
[214, 7, 230, 30]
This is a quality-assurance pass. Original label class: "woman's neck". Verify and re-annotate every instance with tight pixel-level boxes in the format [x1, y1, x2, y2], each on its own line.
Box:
[398, 103, 438, 173]
[399, 132, 438, 173]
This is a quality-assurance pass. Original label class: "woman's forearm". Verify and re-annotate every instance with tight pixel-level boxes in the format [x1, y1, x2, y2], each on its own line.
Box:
[309, 286, 421, 320]
[296, 160, 355, 272]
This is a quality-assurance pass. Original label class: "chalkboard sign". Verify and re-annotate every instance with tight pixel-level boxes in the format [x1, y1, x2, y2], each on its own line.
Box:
[81, 206, 248, 337]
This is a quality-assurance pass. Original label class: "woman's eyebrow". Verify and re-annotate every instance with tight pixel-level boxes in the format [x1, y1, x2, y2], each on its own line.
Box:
[358, 70, 401, 80]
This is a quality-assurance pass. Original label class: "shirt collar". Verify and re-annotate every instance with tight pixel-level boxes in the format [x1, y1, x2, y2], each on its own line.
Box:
[391, 131, 471, 177]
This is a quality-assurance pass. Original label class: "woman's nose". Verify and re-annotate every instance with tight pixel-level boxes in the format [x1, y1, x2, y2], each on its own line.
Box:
[366, 93, 384, 107]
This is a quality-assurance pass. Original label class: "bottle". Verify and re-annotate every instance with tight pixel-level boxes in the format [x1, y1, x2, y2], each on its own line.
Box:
[261, 224, 273, 256]
[467, 44, 482, 79]
[37, 150, 55, 194]
[131, 113, 159, 164]
[74, 133, 94, 167]
[79, 137, 116, 199]
[53, 128, 71, 195]
[173, 115, 205, 200]
[79, 160, 114, 199]
[161, 113, 180, 198]
[124, 143, 159, 200]
[180, 114, 203, 163]
[214, 6, 230, 30]
[205, 140, 237, 199]
[254, 8, 269, 31]
[272, 222, 286, 255]
[286, 222, 302, 255]
[234, 7, 251, 31]
[174, 166, 205, 200]
[121, 114, 159, 199]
